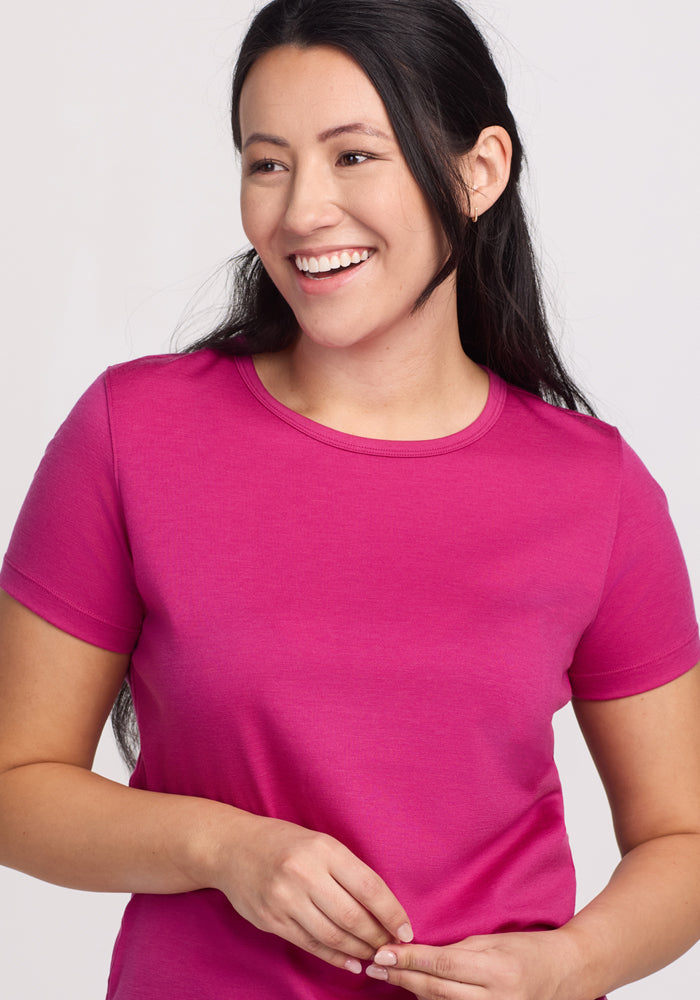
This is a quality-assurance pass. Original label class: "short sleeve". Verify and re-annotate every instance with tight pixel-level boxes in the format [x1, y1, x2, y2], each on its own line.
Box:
[0, 375, 144, 653]
[569, 436, 700, 699]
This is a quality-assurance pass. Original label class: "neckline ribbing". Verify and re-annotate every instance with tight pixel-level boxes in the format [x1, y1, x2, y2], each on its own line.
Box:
[234, 354, 506, 457]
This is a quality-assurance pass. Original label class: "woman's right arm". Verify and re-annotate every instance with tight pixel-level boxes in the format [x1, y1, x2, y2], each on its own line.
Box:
[0, 591, 411, 973]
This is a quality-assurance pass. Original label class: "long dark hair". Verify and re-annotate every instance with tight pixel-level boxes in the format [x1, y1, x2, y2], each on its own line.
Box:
[113, 0, 594, 769]
[188, 0, 593, 411]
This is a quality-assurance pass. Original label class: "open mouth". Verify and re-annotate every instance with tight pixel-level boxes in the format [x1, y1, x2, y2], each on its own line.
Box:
[292, 249, 374, 279]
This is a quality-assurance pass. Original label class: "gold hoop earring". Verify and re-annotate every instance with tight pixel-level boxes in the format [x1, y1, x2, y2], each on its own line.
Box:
[470, 188, 480, 224]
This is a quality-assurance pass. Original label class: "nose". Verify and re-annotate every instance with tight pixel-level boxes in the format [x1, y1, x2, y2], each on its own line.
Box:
[282, 163, 344, 236]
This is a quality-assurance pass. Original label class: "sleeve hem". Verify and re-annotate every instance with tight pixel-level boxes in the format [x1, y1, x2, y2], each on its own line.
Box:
[570, 629, 700, 700]
[0, 559, 141, 655]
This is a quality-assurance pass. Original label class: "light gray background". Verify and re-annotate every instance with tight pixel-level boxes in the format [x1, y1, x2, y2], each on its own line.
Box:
[1, 1, 698, 995]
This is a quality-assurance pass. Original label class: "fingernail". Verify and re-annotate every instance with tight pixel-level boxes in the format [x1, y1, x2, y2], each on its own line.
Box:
[374, 949, 397, 966]
[366, 964, 389, 980]
[397, 922, 414, 943]
[344, 959, 363, 975]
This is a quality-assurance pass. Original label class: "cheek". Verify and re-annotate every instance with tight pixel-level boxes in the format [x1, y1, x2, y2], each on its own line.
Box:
[240, 191, 277, 252]
[406, 198, 450, 265]
[349, 182, 394, 221]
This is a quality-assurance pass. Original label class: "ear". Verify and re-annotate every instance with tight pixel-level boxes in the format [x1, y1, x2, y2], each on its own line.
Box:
[460, 126, 512, 221]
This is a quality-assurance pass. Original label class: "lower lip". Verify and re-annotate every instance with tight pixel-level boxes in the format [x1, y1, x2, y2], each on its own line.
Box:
[291, 256, 373, 296]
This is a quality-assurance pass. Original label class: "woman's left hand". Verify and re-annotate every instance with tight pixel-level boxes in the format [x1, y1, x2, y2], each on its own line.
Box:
[366, 929, 572, 1000]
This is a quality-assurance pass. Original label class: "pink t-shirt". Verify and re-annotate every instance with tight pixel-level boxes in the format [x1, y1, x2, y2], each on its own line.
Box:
[2, 350, 698, 1000]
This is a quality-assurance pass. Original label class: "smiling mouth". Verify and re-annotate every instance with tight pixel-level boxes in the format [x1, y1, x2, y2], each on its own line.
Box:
[292, 249, 373, 279]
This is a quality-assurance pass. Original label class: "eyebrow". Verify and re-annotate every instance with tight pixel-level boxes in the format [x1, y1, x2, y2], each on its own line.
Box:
[242, 122, 392, 150]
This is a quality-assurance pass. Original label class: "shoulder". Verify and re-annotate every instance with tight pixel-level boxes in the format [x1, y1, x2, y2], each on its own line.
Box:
[503, 381, 620, 449]
[496, 380, 623, 482]
[103, 349, 251, 424]
[502, 381, 676, 549]
[104, 349, 236, 398]
[495, 380, 670, 521]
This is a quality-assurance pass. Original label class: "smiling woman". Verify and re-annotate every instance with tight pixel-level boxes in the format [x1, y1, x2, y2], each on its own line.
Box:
[238, 44, 469, 388]
[192, 0, 592, 417]
[1, 2, 700, 1000]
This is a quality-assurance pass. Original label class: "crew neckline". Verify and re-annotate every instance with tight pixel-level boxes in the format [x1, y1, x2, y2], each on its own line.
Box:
[234, 354, 506, 457]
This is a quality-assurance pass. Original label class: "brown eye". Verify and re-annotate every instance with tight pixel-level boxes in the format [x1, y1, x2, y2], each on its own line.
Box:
[250, 160, 284, 174]
[337, 152, 371, 167]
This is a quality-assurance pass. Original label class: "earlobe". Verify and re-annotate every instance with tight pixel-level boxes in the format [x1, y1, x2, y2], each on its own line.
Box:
[461, 125, 512, 221]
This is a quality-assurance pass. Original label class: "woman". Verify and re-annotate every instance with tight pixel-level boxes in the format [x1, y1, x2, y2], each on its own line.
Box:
[1, 1, 699, 998]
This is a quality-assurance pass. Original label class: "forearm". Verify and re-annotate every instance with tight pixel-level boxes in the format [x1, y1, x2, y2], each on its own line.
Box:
[553, 832, 700, 1000]
[0, 761, 238, 893]
[0, 760, 414, 973]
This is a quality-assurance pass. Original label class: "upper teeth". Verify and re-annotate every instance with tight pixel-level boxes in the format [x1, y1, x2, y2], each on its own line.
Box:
[294, 250, 371, 273]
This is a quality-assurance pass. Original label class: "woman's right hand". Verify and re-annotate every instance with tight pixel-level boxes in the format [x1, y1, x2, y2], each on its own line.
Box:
[207, 812, 413, 973]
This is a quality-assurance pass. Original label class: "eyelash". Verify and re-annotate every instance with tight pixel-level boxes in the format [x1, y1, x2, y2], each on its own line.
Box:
[248, 151, 375, 174]
[337, 151, 373, 167]
[249, 160, 284, 174]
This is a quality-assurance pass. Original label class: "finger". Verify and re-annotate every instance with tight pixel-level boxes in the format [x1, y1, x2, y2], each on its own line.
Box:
[310, 878, 397, 950]
[367, 963, 478, 998]
[298, 899, 379, 960]
[369, 944, 489, 990]
[285, 916, 367, 974]
[331, 854, 413, 942]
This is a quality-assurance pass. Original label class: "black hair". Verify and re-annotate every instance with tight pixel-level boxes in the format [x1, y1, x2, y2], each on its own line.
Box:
[112, 0, 593, 769]
[187, 0, 593, 411]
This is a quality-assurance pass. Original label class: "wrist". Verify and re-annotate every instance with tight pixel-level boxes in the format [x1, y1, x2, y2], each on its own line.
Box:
[168, 796, 252, 891]
[545, 924, 601, 1000]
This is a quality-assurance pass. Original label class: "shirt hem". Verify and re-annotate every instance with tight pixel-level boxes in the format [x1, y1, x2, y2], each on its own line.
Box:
[570, 628, 700, 700]
[0, 558, 140, 655]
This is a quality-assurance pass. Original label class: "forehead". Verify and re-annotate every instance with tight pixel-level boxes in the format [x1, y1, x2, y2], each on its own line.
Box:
[238, 44, 393, 139]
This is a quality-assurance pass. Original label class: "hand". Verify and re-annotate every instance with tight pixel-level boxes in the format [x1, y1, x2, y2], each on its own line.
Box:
[366, 929, 571, 999]
[212, 814, 413, 974]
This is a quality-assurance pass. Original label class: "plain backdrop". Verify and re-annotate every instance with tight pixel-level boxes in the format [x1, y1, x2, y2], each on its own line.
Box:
[1, 1, 698, 996]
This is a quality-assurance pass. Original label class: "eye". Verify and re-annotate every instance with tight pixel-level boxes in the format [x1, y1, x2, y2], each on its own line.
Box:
[249, 159, 285, 175]
[337, 151, 373, 167]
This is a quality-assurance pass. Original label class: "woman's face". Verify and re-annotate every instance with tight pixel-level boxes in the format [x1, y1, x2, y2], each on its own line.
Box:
[238, 44, 454, 353]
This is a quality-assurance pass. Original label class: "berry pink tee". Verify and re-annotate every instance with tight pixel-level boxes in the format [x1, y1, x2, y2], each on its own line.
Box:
[2, 350, 698, 1000]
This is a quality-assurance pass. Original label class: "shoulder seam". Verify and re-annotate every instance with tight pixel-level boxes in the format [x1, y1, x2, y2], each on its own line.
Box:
[583, 427, 625, 629]
[103, 369, 122, 508]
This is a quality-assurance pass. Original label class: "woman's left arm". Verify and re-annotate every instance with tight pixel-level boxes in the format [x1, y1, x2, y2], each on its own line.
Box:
[366, 662, 700, 999]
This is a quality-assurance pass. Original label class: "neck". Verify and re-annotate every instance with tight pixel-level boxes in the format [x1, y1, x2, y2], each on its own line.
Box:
[254, 297, 489, 440]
